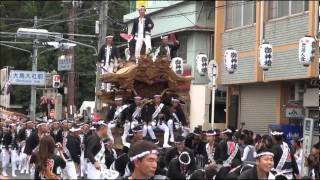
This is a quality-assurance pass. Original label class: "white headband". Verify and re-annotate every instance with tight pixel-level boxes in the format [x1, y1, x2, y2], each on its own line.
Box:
[222, 129, 232, 134]
[206, 132, 217, 136]
[171, 98, 179, 102]
[255, 152, 274, 158]
[132, 129, 143, 133]
[69, 127, 81, 132]
[130, 150, 158, 161]
[114, 97, 123, 101]
[270, 131, 283, 136]
[36, 123, 46, 128]
[179, 151, 191, 165]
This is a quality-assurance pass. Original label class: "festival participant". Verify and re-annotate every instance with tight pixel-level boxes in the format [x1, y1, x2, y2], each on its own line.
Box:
[97, 34, 120, 92]
[62, 126, 81, 179]
[85, 121, 108, 179]
[185, 128, 206, 168]
[153, 34, 180, 62]
[1, 123, 18, 177]
[124, 140, 158, 180]
[79, 123, 89, 178]
[238, 148, 275, 179]
[49, 121, 63, 145]
[215, 128, 241, 167]
[24, 122, 48, 175]
[106, 96, 129, 143]
[305, 143, 320, 179]
[292, 137, 303, 175]
[167, 151, 196, 179]
[104, 137, 117, 169]
[204, 130, 220, 167]
[123, 96, 143, 147]
[166, 98, 186, 142]
[130, 5, 154, 60]
[165, 135, 195, 166]
[141, 94, 171, 148]
[271, 129, 299, 179]
[17, 120, 35, 175]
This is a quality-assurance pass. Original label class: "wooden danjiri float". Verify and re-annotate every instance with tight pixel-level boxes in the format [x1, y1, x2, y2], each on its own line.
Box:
[96, 55, 192, 122]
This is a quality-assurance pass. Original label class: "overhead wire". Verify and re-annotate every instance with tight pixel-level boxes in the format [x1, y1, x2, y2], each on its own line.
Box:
[0, 6, 95, 30]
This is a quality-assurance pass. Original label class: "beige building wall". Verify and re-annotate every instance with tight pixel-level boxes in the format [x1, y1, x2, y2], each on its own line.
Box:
[189, 84, 226, 131]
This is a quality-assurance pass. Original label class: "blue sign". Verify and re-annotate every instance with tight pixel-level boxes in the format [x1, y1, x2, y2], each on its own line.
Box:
[58, 55, 72, 71]
[9, 70, 46, 86]
[268, 124, 303, 145]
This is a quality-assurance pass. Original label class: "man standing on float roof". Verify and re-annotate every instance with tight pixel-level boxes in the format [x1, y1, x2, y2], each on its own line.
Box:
[97, 34, 119, 92]
[130, 5, 154, 61]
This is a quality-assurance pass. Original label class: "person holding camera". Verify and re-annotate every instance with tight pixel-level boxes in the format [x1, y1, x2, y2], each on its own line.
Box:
[30, 135, 66, 180]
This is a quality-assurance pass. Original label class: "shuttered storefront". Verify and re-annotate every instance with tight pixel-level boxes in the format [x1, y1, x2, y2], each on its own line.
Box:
[240, 83, 279, 135]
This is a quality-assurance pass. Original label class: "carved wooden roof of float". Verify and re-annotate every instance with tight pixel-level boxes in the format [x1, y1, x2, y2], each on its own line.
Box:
[97, 56, 192, 102]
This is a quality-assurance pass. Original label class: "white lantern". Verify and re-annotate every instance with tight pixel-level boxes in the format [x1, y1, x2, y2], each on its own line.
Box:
[195, 53, 208, 76]
[170, 57, 184, 75]
[224, 48, 238, 73]
[259, 42, 273, 71]
[299, 36, 316, 67]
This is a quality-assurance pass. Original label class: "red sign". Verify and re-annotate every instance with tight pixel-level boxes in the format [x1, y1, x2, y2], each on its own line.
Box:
[53, 75, 60, 81]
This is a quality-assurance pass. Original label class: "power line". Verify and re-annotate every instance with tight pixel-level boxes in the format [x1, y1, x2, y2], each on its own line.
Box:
[35, 14, 98, 28]
[0, 7, 95, 29]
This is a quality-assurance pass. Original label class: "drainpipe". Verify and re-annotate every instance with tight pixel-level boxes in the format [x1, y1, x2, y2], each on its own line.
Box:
[316, 2, 319, 36]
[260, 1, 265, 81]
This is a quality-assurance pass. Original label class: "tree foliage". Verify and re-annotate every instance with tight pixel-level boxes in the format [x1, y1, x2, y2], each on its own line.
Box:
[0, 1, 129, 113]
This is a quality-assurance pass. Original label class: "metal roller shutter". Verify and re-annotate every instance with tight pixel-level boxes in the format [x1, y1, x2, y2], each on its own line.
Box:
[240, 83, 279, 135]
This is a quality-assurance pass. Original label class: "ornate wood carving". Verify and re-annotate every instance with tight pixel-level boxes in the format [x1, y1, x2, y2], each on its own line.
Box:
[97, 56, 191, 104]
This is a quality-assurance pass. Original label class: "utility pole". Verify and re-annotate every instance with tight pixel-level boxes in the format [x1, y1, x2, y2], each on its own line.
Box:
[95, 0, 108, 112]
[67, 3, 76, 117]
[30, 16, 38, 122]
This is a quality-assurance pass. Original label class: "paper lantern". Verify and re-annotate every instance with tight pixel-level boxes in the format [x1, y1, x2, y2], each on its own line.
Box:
[170, 57, 184, 75]
[299, 36, 316, 67]
[224, 48, 238, 73]
[195, 53, 208, 76]
[259, 42, 273, 71]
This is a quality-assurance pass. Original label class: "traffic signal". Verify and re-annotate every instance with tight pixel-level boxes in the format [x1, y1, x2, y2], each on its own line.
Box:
[52, 75, 60, 88]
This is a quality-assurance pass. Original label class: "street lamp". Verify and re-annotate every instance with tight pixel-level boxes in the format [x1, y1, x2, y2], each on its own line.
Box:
[16, 27, 49, 122]
[17, 28, 49, 40]
[208, 60, 217, 130]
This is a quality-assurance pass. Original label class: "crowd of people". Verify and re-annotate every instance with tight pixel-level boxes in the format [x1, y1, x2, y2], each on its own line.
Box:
[0, 4, 319, 180]
[0, 93, 319, 180]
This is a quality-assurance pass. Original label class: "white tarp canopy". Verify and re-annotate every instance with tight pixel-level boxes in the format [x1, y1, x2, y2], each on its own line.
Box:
[79, 101, 95, 114]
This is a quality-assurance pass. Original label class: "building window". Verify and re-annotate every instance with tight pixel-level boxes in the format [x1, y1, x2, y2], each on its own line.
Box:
[268, 1, 308, 20]
[225, 1, 256, 29]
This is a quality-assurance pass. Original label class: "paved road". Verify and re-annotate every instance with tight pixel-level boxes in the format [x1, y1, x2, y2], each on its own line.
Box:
[1, 167, 31, 179]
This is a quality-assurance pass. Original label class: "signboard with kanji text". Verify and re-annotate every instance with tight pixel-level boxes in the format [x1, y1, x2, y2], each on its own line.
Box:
[9, 70, 45, 86]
